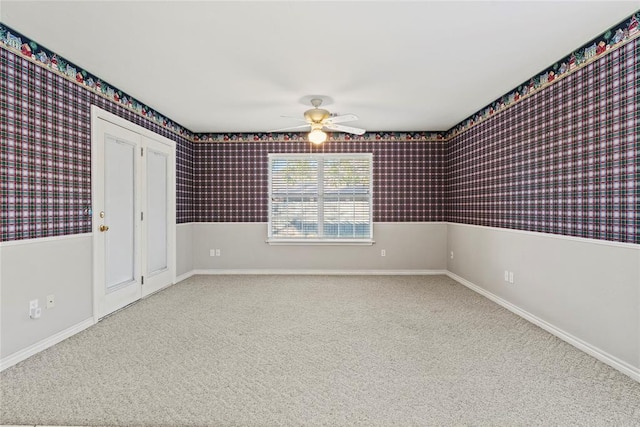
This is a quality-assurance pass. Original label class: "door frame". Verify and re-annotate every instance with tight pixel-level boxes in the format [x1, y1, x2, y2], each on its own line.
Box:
[91, 106, 176, 322]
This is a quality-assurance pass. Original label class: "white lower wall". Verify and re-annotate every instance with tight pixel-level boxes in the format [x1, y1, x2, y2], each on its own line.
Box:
[0, 235, 93, 360]
[1, 223, 191, 369]
[2, 222, 638, 381]
[447, 223, 640, 374]
[176, 223, 193, 278]
[191, 222, 448, 272]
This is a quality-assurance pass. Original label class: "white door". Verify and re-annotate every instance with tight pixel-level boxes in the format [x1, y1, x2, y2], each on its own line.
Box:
[92, 107, 176, 320]
[141, 136, 176, 297]
[93, 118, 142, 318]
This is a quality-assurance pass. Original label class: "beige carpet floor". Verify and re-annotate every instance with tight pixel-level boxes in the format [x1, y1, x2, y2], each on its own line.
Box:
[1, 275, 639, 426]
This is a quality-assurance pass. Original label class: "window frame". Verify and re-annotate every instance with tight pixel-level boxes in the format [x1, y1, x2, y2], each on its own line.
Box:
[267, 153, 374, 245]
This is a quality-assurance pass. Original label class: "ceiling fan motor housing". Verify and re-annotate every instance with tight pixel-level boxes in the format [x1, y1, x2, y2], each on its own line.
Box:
[305, 108, 330, 123]
[269, 97, 365, 136]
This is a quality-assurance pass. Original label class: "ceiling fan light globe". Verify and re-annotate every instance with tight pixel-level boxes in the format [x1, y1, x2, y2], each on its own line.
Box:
[309, 129, 327, 144]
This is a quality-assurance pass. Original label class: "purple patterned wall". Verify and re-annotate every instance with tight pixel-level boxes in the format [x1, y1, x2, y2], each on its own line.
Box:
[193, 140, 446, 222]
[0, 48, 193, 242]
[447, 38, 639, 244]
[2, 27, 638, 244]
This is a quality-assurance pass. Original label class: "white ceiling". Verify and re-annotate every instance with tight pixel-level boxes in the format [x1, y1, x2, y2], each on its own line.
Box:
[1, 1, 638, 134]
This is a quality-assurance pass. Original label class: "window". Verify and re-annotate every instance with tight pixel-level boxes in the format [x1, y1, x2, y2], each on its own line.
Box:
[268, 153, 373, 244]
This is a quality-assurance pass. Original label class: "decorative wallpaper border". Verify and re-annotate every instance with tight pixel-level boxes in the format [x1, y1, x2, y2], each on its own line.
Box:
[1, 10, 639, 144]
[446, 11, 640, 139]
[0, 23, 194, 141]
[193, 131, 446, 143]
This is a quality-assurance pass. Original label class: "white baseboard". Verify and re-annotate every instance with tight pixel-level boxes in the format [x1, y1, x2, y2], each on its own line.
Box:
[175, 270, 196, 283]
[446, 271, 640, 383]
[191, 269, 448, 276]
[0, 317, 95, 372]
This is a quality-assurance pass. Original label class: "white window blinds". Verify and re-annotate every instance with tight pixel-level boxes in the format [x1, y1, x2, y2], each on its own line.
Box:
[268, 153, 373, 243]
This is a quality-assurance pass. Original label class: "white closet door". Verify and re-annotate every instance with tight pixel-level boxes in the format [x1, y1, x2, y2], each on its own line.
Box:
[94, 118, 142, 318]
[105, 138, 137, 288]
[141, 136, 176, 297]
[146, 148, 168, 273]
[92, 107, 176, 319]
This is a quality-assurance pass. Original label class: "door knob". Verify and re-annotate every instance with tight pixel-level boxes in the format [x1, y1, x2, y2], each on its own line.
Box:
[99, 225, 110, 232]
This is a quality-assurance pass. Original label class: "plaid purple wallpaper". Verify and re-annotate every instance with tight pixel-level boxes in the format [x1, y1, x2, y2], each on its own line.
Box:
[0, 48, 193, 241]
[447, 39, 639, 244]
[2, 35, 638, 243]
[193, 140, 446, 222]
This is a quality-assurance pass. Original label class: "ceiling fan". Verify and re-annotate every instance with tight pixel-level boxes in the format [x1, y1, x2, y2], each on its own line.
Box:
[270, 98, 366, 144]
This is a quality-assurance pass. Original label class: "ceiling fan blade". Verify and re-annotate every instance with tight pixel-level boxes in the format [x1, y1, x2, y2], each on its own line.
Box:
[324, 114, 358, 124]
[324, 124, 366, 135]
[268, 124, 311, 132]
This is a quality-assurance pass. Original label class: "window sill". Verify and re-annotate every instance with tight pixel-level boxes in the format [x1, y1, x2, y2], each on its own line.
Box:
[266, 239, 375, 246]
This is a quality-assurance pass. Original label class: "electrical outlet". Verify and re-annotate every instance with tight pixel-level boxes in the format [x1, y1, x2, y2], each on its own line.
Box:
[46, 294, 55, 308]
[381, 249, 386, 257]
[29, 299, 41, 319]
[215, 249, 221, 257]
[210, 249, 216, 257]
[450, 251, 454, 259]
[509, 272, 514, 284]
[504, 270, 509, 282]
